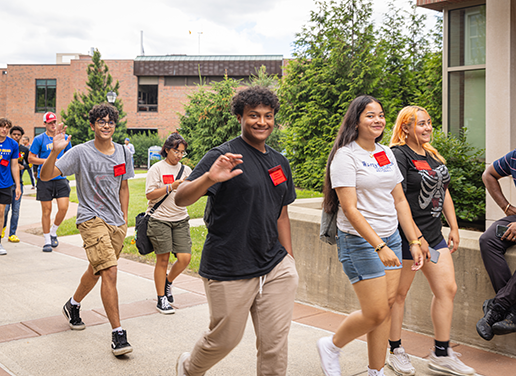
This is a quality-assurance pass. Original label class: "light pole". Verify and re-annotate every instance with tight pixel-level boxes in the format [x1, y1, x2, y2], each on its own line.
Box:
[106, 91, 117, 104]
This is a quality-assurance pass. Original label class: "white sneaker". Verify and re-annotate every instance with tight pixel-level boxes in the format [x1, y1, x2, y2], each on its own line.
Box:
[316, 336, 341, 376]
[428, 348, 475, 375]
[387, 346, 415, 375]
[0, 244, 6, 255]
[176, 352, 190, 376]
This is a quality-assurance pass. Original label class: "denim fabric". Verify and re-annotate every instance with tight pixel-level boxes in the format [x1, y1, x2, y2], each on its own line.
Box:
[4, 183, 22, 237]
[336, 228, 402, 284]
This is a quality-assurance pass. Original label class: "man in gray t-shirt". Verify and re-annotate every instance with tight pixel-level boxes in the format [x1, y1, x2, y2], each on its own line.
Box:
[40, 103, 135, 357]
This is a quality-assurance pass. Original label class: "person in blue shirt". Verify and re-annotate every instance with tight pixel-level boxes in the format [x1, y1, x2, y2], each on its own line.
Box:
[0, 118, 21, 256]
[28, 112, 71, 253]
[477, 150, 516, 340]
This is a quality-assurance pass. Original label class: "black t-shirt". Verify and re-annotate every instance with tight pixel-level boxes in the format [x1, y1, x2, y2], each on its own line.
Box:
[187, 136, 297, 281]
[391, 144, 450, 248]
[19, 144, 30, 178]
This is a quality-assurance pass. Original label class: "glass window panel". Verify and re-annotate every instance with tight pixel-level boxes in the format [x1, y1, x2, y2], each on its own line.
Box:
[449, 5, 485, 67]
[448, 70, 486, 154]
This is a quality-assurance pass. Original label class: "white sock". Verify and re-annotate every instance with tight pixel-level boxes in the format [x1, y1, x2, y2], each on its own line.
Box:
[112, 326, 123, 333]
[329, 335, 341, 352]
[368, 366, 384, 376]
[50, 224, 59, 237]
[70, 297, 80, 306]
[44, 233, 51, 244]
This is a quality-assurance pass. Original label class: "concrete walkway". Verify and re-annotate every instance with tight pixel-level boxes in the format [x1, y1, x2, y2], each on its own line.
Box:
[0, 184, 515, 375]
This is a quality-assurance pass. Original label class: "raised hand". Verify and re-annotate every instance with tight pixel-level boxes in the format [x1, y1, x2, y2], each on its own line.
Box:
[53, 123, 71, 153]
[208, 153, 243, 183]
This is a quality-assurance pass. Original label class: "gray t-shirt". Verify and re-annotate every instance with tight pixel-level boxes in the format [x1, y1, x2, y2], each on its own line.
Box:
[56, 140, 135, 226]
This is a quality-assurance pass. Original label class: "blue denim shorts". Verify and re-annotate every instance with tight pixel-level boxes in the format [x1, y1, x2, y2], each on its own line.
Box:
[336, 229, 402, 284]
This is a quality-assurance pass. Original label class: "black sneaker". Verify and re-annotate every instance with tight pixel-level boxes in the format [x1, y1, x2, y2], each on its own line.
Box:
[42, 244, 53, 253]
[62, 298, 86, 330]
[476, 301, 506, 340]
[165, 276, 174, 303]
[111, 329, 133, 356]
[50, 235, 59, 248]
[493, 306, 516, 335]
[157, 295, 175, 314]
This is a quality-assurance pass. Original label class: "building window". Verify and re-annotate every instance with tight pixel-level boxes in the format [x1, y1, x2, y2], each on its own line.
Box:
[446, 5, 486, 152]
[138, 77, 158, 112]
[35, 79, 56, 113]
[34, 127, 46, 137]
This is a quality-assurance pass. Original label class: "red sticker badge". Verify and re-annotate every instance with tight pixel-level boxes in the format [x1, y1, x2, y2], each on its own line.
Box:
[113, 163, 126, 177]
[373, 151, 391, 167]
[163, 174, 175, 184]
[412, 160, 431, 171]
[268, 165, 287, 186]
[0, 159, 8, 167]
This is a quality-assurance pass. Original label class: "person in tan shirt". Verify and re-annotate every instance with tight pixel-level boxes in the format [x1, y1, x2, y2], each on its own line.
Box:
[145, 132, 192, 314]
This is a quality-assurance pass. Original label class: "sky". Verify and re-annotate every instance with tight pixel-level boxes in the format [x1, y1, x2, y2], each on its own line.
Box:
[0, 0, 439, 68]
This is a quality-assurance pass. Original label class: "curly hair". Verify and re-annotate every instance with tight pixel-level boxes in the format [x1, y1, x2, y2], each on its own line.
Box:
[89, 103, 119, 124]
[0, 118, 12, 129]
[10, 126, 24, 136]
[231, 86, 280, 117]
[160, 132, 188, 158]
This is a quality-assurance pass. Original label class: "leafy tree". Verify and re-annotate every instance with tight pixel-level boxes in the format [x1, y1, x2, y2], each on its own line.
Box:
[178, 77, 241, 164]
[130, 131, 165, 168]
[179, 69, 285, 164]
[61, 49, 127, 145]
[278, 0, 381, 191]
[432, 129, 485, 222]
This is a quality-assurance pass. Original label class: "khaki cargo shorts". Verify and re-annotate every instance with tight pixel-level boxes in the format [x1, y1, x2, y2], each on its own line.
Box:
[78, 217, 128, 275]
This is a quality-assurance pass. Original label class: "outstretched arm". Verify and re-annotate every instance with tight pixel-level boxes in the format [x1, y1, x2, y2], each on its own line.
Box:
[175, 153, 243, 206]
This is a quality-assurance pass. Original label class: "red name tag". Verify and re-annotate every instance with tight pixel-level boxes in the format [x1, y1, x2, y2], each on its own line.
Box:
[113, 163, 126, 177]
[413, 160, 431, 171]
[163, 174, 175, 184]
[268, 165, 287, 186]
[373, 151, 390, 167]
[0, 159, 9, 167]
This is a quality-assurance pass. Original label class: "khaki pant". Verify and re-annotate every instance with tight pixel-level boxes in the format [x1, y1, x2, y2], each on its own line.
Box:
[185, 254, 299, 376]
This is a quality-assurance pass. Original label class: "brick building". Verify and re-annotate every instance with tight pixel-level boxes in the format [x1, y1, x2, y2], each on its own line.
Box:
[0, 53, 284, 138]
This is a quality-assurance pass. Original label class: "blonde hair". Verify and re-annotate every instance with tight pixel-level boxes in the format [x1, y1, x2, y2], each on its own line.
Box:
[389, 106, 445, 164]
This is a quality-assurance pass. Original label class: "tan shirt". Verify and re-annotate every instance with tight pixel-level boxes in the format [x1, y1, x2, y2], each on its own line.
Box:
[145, 160, 192, 222]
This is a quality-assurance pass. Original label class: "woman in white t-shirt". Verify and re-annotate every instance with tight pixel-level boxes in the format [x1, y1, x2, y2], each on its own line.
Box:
[146, 133, 192, 314]
[316, 95, 426, 376]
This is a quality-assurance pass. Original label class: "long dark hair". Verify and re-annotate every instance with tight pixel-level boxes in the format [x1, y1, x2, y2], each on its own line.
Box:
[322, 95, 384, 214]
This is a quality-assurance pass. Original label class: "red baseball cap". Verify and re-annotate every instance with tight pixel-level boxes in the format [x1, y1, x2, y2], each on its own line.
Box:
[43, 112, 57, 123]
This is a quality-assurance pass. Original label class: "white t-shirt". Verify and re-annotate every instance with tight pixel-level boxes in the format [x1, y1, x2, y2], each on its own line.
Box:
[145, 160, 192, 222]
[330, 141, 403, 237]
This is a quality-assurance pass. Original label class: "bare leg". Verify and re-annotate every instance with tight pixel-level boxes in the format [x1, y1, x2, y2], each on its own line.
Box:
[389, 263, 417, 341]
[98, 266, 121, 329]
[422, 248, 457, 341]
[40, 201, 52, 234]
[167, 253, 192, 282]
[154, 253, 170, 296]
[73, 264, 100, 303]
[54, 197, 70, 227]
[332, 275, 392, 349]
[367, 269, 401, 371]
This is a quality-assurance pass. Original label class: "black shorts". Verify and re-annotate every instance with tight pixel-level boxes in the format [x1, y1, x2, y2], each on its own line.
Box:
[0, 187, 12, 205]
[36, 178, 71, 201]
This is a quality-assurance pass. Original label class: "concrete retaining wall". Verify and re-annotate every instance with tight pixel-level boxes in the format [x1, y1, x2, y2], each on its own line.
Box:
[288, 198, 516, 357]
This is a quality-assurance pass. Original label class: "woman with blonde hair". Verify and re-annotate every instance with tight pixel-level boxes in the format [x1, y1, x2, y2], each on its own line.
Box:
[316, 96, 424, 376]
[386, 106, 474, 376]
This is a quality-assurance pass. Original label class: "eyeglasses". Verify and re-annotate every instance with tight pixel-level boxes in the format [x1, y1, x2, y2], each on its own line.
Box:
[96, 119, 116, 128]
[170, 149, 187, 157]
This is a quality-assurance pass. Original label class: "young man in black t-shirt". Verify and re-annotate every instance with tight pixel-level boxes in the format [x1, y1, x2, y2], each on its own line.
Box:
[175, 86, 298, 376]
